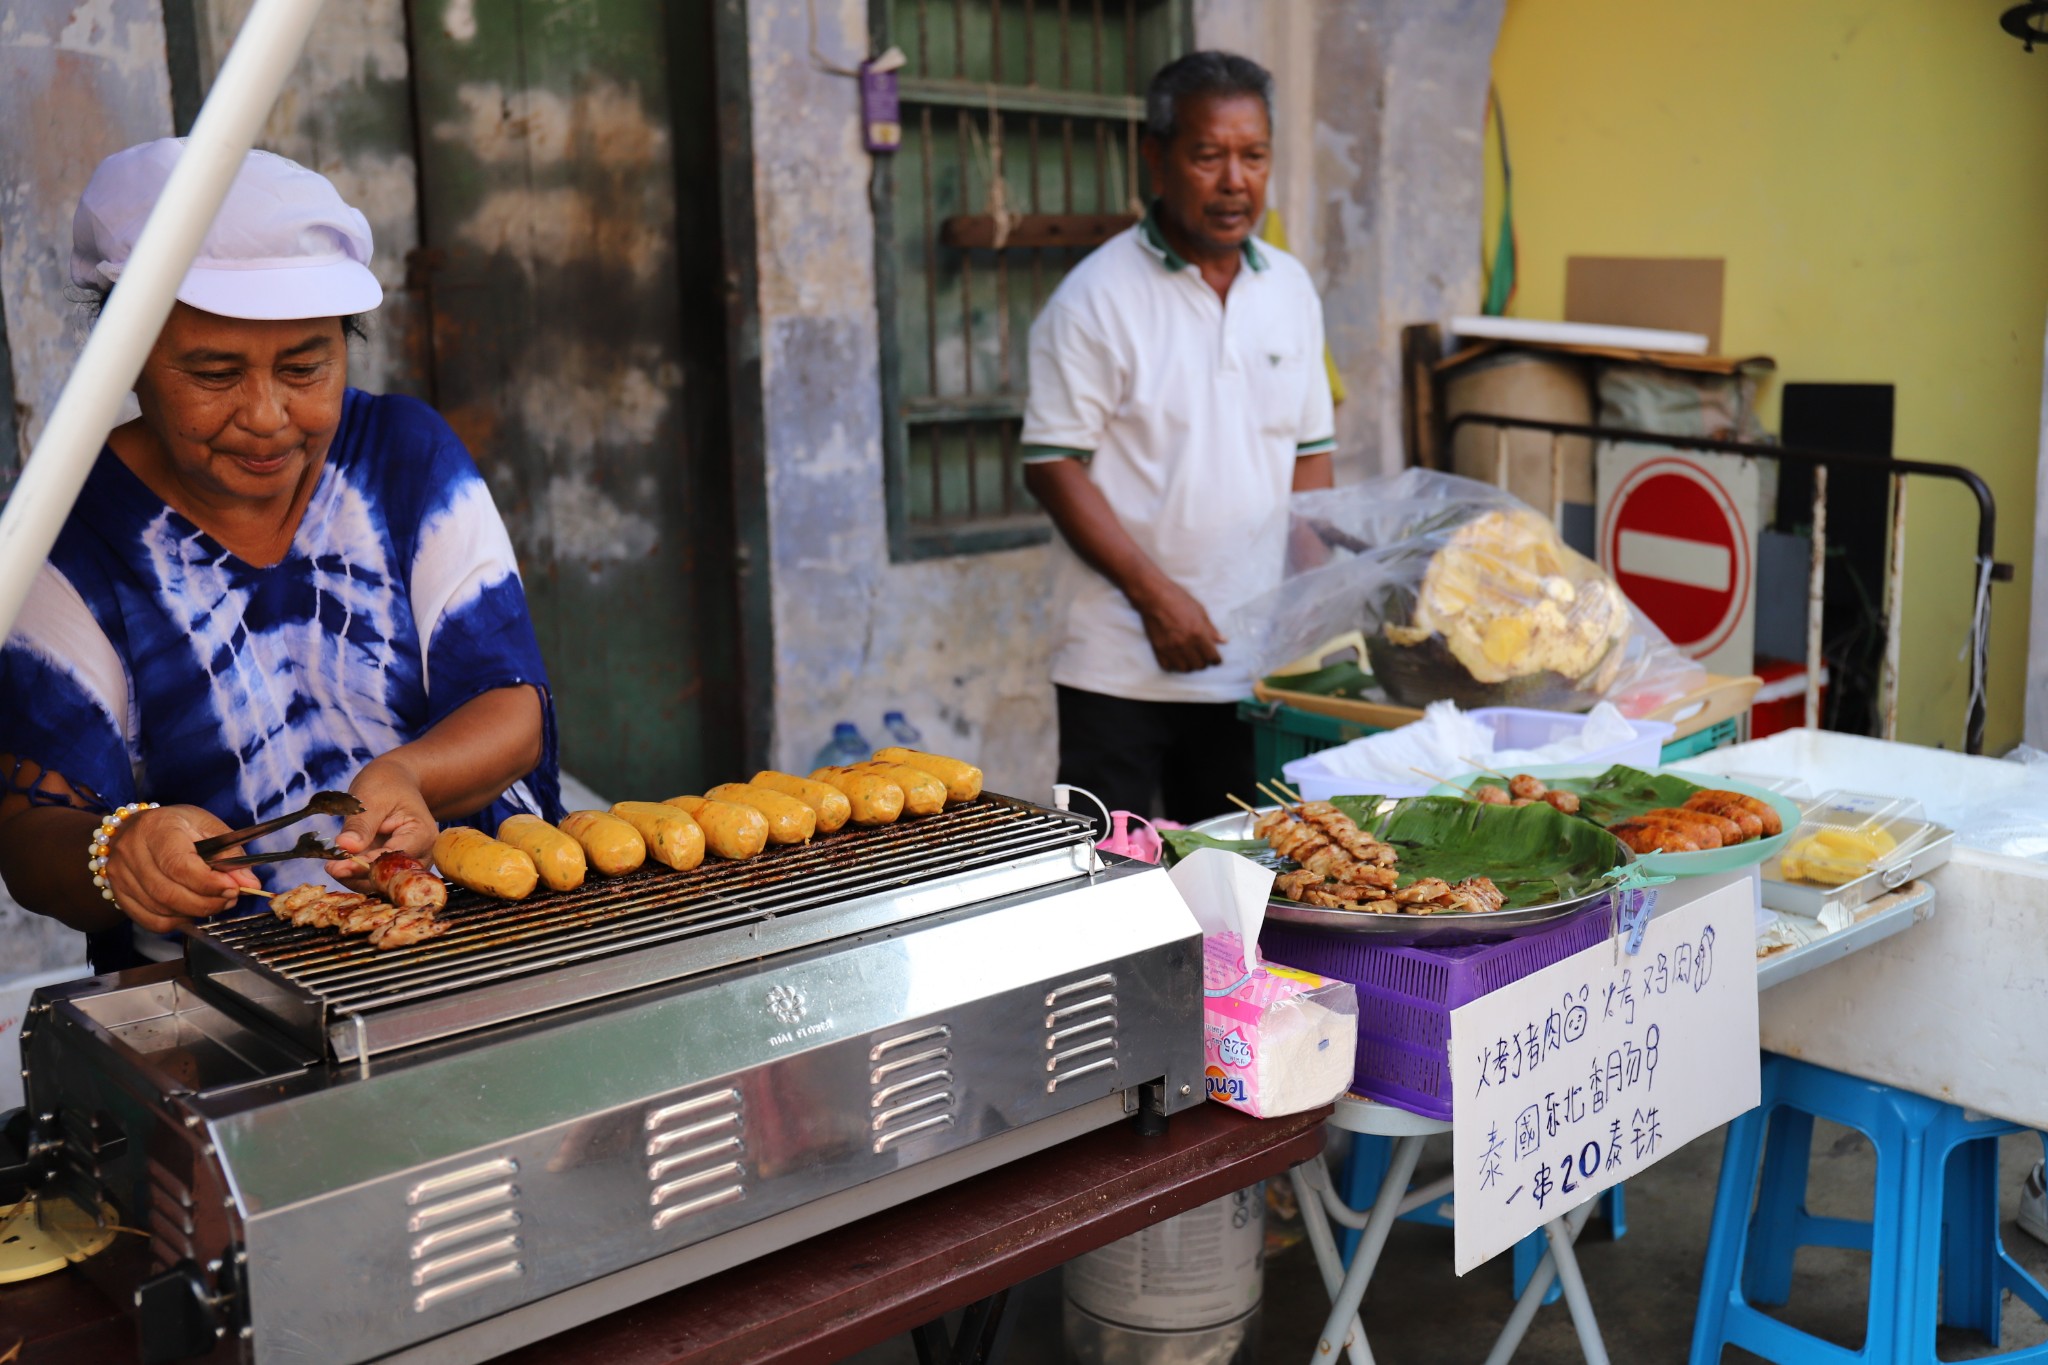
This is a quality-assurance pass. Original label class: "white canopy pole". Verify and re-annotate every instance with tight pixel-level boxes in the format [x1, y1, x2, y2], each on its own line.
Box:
[0, 0, 326, 641]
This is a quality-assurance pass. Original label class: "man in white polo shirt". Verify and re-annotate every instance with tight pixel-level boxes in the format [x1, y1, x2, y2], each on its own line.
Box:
[1022, 50, 1335, 824]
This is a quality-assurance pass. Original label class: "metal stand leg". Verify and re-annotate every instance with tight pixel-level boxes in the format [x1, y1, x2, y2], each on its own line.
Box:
[910, 1287, 1010, 1365]
[1483, 1199, 1607, 1365]
[1311, 1133, 1426, 1363]
[1290, 1165, 1372, 1365]
[1545, 1212, 1611, 1365]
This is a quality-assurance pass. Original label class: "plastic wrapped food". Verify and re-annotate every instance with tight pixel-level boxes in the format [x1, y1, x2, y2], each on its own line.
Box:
[1232, 470, 1705, 715]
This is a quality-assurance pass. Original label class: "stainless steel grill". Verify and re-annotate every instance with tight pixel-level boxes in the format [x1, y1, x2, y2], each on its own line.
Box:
[29, 790, 1206, 1365]
[190, 795, 1101, 1061]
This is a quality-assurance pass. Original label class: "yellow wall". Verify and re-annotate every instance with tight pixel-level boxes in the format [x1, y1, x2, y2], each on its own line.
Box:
[1492, 1, 2048, 752]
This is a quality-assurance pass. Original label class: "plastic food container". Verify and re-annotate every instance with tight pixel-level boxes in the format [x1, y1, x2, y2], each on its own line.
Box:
[1280, 706, 1674, 802]
[1764, 790, 1953, 916]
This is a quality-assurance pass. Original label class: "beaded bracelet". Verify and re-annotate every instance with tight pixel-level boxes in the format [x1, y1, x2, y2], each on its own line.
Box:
[90, 802, 160, 904]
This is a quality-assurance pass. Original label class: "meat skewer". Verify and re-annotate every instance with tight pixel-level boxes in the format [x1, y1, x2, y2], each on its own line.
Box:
[268, 880, 450, 949]
[369, 851, 447, 911]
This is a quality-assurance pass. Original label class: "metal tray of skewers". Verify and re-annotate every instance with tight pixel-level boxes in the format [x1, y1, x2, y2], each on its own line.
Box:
[1185, 794, 1637, 946]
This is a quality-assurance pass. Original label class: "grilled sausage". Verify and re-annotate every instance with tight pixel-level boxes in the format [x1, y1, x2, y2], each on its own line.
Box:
[1686, 789, 1782, 837]
[1608, 820, 1703, 854]
[872, 748, 984, 803]
[1683, 797, 1763, 841]
[809, 767, 906, 826]
[1541, 790, 1581, 815]
[845, 762, 945, 816]
[749, 771, 852, 834]
[431, 827, 538, 900]
[497, 814, 587, 892]
[704, 783, 817, 845]
[1666, 805, 1742, 845]
[370, 851, 448, 910]
[610, 802, 705, 872]
[1636, 808, 1726, 849]
[559, 810, 647, 875]
[663, 796, 769, 860]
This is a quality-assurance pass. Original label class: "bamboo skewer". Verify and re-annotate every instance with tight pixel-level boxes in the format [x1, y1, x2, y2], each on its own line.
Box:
[1256, 781, 1302, 813]
[1225, 794, 1263, 817]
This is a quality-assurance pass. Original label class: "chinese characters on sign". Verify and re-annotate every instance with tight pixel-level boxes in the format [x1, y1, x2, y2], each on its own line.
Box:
[1450, 878, 1760, 1273]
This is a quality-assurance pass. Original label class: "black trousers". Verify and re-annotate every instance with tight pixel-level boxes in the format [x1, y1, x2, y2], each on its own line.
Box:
[1055, 684, 1255, 828]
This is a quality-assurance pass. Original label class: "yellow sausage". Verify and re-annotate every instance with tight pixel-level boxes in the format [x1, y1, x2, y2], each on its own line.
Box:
[432, 827, 538, 901]
[705, 782, 817, 845]
[873, 748, 983, 803]
[809, 766, 906, 826]
[663, 796, 768, 860]
[497, 813, 587, 892]
[559, 809, 647, 876]
[610, 801, 705, 871]
[847, 761, 946, 816]
[750, 770, 852, 834]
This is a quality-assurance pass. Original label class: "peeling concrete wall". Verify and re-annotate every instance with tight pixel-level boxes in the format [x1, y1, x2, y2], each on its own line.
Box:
[748, 0, 1503, 792]
[749, 0, 1057, 796]
[1195, 0, 1503, 481]
[0, 0, 174, 464]
[194, 0, 422, 396]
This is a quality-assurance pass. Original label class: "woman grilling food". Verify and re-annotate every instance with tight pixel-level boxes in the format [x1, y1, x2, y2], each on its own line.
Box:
[0, 139, 560, 973]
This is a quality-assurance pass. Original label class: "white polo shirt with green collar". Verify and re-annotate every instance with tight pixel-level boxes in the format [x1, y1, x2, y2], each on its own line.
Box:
[1022, 210, 1336, 704]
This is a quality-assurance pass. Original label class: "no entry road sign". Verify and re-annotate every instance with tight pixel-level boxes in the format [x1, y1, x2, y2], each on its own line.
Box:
[1596, 451, 1762, 677]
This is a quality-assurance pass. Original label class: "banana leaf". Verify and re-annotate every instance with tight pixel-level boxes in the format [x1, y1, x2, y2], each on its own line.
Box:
[1261, 659, 1375, 699]
[1507, 765, 1707, 826]
[1327, 794, 1626, 910]
[1160, 828, 1265, 866]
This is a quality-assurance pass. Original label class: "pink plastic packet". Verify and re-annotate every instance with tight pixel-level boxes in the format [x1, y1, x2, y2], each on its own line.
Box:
[1096, 812, 1183, 864]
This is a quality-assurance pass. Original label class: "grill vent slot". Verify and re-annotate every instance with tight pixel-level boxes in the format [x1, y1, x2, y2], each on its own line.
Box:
[406, 1156, 524, 1313]
[145, 1157, 196, 1272]
[869, 1025, 956, 1153]
[1044, 973, 1119, 1093]
[646, 1087, 746, 1233]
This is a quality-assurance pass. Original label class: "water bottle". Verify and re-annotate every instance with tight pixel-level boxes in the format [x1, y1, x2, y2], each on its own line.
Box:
[812, 721, 872, 770]
[882, 710, 923, 746]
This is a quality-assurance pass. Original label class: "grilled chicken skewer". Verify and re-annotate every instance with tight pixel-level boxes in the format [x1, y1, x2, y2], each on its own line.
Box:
[270, 882, 451, 949]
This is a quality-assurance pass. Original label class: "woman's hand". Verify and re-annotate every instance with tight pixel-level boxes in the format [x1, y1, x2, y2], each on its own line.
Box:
[103, 805, 261, 934]
[329, 756, 438, 889]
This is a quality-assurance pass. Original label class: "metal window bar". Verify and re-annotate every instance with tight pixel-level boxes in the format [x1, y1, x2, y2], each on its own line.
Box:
[1446, 412, 2011, 755]
[875, 0, 1182, 560]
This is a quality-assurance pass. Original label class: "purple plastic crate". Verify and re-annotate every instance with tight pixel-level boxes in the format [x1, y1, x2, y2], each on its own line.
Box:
[1260, 898, 1622, 1120]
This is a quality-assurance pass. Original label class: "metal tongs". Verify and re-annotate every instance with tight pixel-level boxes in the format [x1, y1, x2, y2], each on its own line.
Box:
[195, 790, 363, 868]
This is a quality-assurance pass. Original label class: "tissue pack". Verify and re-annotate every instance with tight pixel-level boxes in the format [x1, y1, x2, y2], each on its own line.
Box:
[1202, 933, 1358, 1118]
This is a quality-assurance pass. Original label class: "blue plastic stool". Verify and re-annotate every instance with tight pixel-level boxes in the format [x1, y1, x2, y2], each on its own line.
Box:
[1691, 1052, 2048, 1363]
[1340, 1131, 1627, 1303]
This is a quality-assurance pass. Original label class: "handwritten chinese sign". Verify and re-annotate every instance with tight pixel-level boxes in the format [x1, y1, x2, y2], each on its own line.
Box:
[1450, 877, 1759, 1273]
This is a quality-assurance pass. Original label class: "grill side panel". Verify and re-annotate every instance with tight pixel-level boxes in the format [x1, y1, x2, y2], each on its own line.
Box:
[228, 869, 1202, 1365]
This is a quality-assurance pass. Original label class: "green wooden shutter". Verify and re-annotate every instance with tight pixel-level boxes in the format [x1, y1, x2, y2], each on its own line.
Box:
[874, 0, 1188, 560]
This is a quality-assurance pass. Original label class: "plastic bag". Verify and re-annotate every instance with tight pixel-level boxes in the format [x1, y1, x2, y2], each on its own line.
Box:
[1234, 469, 1705, 717]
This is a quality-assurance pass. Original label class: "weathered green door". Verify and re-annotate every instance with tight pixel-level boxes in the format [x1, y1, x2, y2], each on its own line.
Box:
[407, 0, 740, 801]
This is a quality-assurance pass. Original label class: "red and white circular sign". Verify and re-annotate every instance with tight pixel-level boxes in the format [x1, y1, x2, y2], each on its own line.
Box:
[1599, 456, 1753, 659]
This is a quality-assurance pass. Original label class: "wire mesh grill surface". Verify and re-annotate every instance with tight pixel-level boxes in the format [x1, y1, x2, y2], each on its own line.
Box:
[195, 798, 1094, 1026]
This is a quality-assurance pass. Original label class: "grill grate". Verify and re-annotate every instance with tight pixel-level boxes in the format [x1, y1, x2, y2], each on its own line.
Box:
[189, 796, 1099, 1060]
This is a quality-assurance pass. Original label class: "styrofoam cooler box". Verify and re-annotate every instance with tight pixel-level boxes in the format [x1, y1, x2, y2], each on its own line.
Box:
[1674, 730, 2048, 1129]
[1, 965, 88, 1114]
[1281, 707, 1674, 802]
[1755, 846, 2048, 1130]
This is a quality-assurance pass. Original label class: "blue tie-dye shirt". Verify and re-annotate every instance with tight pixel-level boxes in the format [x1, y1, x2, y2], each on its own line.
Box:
[1, 388, 561, 957]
